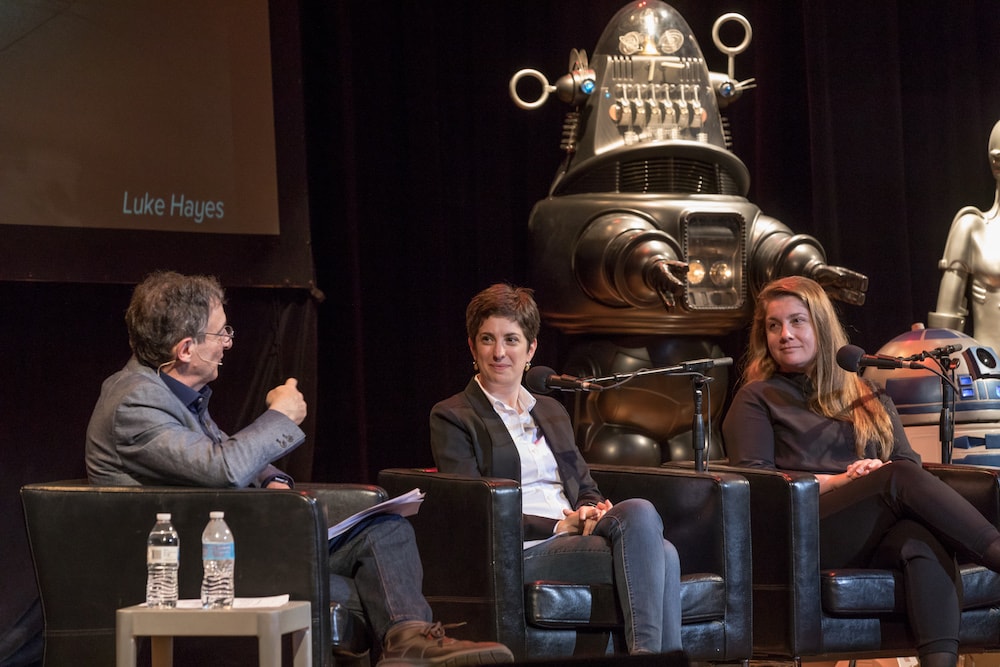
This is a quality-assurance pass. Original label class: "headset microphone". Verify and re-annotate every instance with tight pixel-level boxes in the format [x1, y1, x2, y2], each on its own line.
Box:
[196, 351, 223, 366]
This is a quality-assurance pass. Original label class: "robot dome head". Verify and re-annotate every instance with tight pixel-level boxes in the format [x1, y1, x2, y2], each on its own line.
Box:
[583, 1, 728, 155]
[594, 1, 708, 66]
[540, 0, 755, 199]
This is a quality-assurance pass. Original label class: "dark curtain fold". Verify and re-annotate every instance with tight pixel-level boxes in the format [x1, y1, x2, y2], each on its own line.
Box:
[227, 289, 318, 482]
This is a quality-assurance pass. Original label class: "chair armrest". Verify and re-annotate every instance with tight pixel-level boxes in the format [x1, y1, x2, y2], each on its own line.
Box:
[590, 464, 752, 658]
[377, 468, 525, 657]
[298, 482, 388, 526]
[590, 464, 748, 575]
[703, 464, 823, 658]
[924, 462, 1000, 527]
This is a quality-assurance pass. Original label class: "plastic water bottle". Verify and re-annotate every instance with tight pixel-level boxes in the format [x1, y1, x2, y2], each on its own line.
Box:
[146, 513, 179, 607]
[201, 511, 235, 608]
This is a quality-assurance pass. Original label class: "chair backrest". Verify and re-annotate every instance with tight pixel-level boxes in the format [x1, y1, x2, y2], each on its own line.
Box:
[21, 481, 334, 666]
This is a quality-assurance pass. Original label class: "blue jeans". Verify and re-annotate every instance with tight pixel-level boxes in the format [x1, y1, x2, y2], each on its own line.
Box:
[328, 515, 432, 643]
[523, 498, 682, 654]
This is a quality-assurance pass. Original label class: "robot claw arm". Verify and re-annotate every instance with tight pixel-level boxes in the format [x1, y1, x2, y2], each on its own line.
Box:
[648, 258, 689, 309]
[806, 261, 869, 306]
[751, 220, 869, 305]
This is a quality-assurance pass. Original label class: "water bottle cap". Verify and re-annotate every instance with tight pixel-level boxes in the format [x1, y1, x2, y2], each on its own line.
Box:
[156, 513, 171, 520]
[209, 511, 224, 519]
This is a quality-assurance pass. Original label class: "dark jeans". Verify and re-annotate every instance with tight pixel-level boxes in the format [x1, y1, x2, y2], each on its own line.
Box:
[523, 498, 682, 654]
[818, 459, 999, 655]
[327, 515, 433, 645]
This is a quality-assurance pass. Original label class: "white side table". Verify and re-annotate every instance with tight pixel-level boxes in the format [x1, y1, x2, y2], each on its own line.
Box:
[116, 601, 312, 667]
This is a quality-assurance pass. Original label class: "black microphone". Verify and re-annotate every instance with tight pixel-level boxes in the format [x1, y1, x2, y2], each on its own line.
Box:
[525, 366, 603, 393]
[836, 345, 922, 372]
[678, 356, 733, 372]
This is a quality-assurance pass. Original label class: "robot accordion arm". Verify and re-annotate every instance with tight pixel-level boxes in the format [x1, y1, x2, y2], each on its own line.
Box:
[748, 219, 868, 305]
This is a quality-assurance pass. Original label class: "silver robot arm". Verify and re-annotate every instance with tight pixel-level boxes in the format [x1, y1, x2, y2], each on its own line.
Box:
[928, 206, 979, 331]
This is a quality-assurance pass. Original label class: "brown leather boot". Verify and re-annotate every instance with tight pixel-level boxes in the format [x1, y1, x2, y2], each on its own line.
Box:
[378, 621, 514, 665]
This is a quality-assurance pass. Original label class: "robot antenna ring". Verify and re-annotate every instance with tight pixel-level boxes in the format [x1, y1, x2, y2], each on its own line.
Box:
[510, 69, 556, 110]
[712, 13, 752, 79]
[712, 13, 752, 55]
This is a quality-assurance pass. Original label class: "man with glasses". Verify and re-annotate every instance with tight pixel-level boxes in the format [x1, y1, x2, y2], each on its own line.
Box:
[86, 270, 304, 488]
[85, 270, 514, 666]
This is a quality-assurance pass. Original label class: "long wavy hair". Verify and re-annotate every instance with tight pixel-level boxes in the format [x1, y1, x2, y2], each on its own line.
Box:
[743, 276, 894, 459]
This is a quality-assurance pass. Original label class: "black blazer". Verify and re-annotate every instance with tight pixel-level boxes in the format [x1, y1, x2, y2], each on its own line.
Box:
[430, 378, 604, 540]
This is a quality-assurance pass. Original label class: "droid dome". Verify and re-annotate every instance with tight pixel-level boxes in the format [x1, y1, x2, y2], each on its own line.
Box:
[865, 328, 1000, 426]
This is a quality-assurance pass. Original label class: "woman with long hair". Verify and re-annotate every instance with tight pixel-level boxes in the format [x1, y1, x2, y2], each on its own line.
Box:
[724, 275, 1000, 667]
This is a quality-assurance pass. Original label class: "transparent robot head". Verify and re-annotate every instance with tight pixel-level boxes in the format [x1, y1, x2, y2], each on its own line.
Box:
[587, 1, 726, 154]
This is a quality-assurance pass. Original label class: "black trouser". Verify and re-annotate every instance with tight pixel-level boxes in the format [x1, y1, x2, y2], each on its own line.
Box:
[818, 459, 999, 656]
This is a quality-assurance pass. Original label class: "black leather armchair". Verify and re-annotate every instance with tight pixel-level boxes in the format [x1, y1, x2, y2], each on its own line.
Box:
[20, 480, 386, 667]
[721, 462, 1000, 661]
[377, 464, 752, 663]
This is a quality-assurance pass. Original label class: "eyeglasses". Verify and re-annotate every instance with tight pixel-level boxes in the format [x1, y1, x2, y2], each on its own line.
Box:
[201, 325, 235, 342]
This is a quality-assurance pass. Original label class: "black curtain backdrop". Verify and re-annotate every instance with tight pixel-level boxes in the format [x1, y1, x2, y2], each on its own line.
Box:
[4, 1, 1000, 663]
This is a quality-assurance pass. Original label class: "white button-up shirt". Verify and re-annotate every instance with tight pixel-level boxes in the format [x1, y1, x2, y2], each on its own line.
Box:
[476, 377, 572, 547]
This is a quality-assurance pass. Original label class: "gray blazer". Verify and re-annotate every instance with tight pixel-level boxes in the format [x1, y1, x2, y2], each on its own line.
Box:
[86, 357, 304, 487]
[430, 378, 604, 541]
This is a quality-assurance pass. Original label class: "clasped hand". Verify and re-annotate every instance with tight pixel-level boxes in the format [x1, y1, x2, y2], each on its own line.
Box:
[816, 458, 888, 494]
[845, 458, 887, 480]
[558, 499, 614, 536]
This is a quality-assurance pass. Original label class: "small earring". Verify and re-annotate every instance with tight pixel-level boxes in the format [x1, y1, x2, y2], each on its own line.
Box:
[473, 361, 479, 371]
[525, 362, 531, 372]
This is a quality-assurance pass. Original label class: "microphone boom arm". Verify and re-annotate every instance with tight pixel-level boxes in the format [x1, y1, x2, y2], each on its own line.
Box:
[590, 357, 734, 386]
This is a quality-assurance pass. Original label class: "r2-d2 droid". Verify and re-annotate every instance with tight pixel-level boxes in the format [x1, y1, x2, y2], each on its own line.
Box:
[510, 1, 868, 465]
[865, 327, 1000, 464]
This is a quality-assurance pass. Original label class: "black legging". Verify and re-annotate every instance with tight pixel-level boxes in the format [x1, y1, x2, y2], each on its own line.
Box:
[818, 459, 1000, 657]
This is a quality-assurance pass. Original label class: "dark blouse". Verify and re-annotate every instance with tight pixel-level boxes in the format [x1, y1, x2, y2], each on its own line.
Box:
[722, 372, 920, 473]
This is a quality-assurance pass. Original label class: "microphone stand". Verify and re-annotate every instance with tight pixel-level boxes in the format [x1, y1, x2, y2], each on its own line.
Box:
[592, 359, 728, 472]
[940, 373, 955, 464]
[900, 349, 960, 464]
[691, 376, 708, 472]
[932, 354, 958, 464]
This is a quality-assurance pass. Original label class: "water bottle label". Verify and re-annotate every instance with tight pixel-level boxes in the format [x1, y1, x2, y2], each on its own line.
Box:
[148, 546, 179, 563]
[202, 542, 235, 560]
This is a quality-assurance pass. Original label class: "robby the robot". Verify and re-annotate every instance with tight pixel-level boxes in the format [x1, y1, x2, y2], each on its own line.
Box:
[510, 1, 868, 465]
